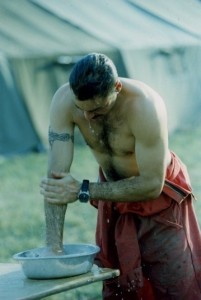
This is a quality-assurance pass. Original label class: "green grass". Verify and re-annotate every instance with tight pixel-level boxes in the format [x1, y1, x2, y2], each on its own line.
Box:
[0, 127, 201, 299]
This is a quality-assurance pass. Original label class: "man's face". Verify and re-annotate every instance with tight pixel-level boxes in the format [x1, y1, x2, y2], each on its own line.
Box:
[74, 90, 118, 121]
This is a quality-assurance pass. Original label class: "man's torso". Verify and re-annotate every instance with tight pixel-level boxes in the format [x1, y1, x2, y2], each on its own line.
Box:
[67, 78, 171, 181]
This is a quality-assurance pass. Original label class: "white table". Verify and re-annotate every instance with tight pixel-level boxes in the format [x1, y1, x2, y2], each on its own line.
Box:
[0, 263, 120, 300]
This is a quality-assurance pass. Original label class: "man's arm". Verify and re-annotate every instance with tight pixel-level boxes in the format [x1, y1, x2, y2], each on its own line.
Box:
[41, 85, 76, 253]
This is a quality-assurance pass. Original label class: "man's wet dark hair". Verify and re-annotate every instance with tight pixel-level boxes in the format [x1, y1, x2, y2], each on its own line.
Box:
[69, 53, 118, 100]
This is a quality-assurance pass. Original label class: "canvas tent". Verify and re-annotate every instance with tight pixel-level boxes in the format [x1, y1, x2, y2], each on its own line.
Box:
[32, 0, 201, 131]
[0, 0, 122, 155]
[0, 0, 201, 155]
[0, 53, 42, 155]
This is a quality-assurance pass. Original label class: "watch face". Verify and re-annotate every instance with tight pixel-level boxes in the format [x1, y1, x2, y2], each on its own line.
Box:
[79, 180, 90, 203]
[79, 192, 89, 202]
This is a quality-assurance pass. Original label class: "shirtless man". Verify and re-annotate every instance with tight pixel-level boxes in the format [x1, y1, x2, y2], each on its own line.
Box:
[40, 53, 201, 300]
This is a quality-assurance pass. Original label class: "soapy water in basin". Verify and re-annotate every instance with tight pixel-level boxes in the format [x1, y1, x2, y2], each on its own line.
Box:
[20, 244, 98, 259]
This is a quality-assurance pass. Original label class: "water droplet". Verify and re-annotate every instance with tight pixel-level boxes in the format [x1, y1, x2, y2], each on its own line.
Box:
[107, 219, 110, 223]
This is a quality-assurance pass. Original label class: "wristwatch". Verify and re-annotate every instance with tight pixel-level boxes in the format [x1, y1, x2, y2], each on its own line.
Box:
[78, 179, 90, 203]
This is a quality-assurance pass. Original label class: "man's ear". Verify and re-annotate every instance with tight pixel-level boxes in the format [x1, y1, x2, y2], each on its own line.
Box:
[115, 80, 122, 93]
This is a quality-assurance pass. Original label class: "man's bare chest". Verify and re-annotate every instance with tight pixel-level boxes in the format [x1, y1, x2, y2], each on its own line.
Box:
[77, 117, 135, 156]
[74, 113, 139, 179]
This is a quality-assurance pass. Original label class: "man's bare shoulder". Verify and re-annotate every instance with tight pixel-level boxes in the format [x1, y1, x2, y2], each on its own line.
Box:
[121, 78, 160, 100]
[120, 78, 168, 137]
[49, 83, 75, 129]
[52, 83, 74, 108]
[121, 78, 165, 114]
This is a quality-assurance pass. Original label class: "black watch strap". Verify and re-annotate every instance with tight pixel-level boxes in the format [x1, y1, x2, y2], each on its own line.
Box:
[81, 179, 89, 192]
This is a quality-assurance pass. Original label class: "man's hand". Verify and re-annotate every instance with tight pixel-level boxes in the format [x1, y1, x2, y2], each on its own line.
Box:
[40, 172, 81, 205]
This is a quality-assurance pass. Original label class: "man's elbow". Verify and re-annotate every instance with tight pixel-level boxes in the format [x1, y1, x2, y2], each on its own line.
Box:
[147, 179, 163, 199]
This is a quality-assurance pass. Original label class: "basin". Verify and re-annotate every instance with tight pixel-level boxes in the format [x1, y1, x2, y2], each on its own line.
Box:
[13, 243, 100, 279]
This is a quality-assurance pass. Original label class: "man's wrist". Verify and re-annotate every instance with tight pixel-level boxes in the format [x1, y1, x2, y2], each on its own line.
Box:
[78, 179, 90, 203]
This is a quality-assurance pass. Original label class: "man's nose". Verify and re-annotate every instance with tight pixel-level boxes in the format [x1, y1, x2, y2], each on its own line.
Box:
[84, 111, 95, 120]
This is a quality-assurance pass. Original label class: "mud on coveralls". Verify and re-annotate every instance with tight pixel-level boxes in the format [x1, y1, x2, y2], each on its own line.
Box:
[91, 152, 201, 300]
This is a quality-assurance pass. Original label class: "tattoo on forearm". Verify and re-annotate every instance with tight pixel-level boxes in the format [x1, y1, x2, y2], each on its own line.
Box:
[48, 127, 74, 148]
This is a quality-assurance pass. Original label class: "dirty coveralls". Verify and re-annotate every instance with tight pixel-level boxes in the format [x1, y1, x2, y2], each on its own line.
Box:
[91, 152, 201, 300]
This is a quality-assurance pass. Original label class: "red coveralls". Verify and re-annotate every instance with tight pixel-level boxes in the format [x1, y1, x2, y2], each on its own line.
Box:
[91, 152, 201, 300]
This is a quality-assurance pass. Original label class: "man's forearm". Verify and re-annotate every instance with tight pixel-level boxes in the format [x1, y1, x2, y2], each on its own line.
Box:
[44, 201, 67, 252]
[89, 176, 161, 202]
